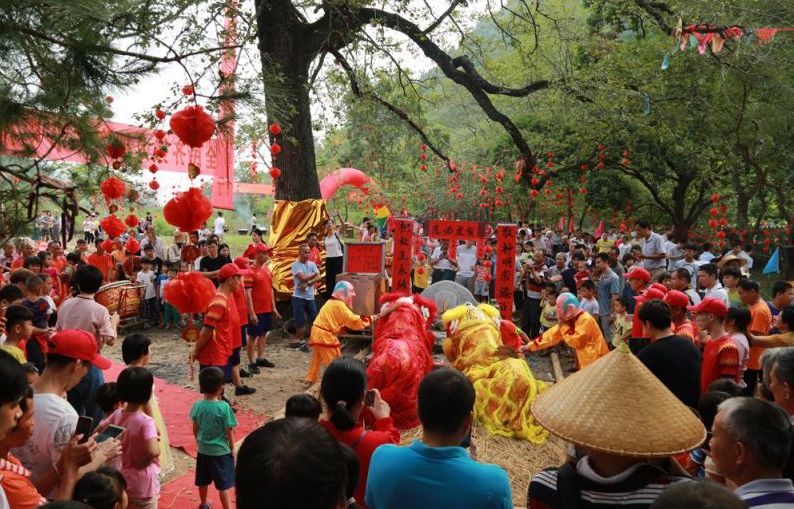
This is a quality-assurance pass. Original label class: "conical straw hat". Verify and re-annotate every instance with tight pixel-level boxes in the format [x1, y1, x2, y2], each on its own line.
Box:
[531, 346, 706, 458]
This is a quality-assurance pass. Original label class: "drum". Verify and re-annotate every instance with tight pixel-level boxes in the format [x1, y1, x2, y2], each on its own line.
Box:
[118, 284, 143, 319]
[95, 281, 128, 315]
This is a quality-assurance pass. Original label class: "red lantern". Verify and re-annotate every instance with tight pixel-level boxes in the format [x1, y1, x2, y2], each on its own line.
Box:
[598, 144, 605, 151]
[495, 186, 503, 193]
[546, 152, 554, 159]
[99, 215, 126, 238]
[100, 239, 115, 253]
[598, 153, 605, 161]
[149, 180, 160, 191]
[544, 189, 551, 195]
[719, 218, 728, 226]
[163, 187, 213, 232]
[155, 108, 166, 120]
[711, 193, 720, 203]
[100, 177, 126, 201]
[154, 129, 166, 140]
[456, 193, 462, 199]
[420, 164, 427, 172]
[105, 96, 114, 104]
[148, 164, 158, 174]
[124, 214, 139, 228]
[596, 162, 604, 169]
[479, 188, 487, 197]
[530, 189, 539, 198]
[164, 272, 217, 314]
[530, 178, 540, 186]
[716, 230, 726, 239]
[709, 208, 718, 217]
[580, 163, 588, 171]
[580, 187, 588, 194]
[105, 140, 126, 160]
[182, 84, 194, 95]
[416, 267, 425, 275]
[421, 144, 428, 151]
[270, 143, 282, 156]
[495, 198, 503, 206]
[169, 105, 216, 148]
[269, 167, 281, 179]
[420, 153, 427, 161]
[268, 123, 282, 136]
[125, 237, 140, 254]
[154, 148, 167, 158]
[709, 219, 718, 228]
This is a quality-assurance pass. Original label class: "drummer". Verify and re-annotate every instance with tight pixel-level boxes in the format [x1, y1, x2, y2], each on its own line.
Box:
[56, 264, 117, 425]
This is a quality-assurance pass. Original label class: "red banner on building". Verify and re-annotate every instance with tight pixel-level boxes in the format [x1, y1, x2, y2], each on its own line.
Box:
[344, 243, 385, 274]
[391, 218, 414, 294]
[495, 224, 517, 320]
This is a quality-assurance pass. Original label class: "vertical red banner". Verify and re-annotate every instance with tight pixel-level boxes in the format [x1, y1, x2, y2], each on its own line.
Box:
[495, 224, 517, 320]
[391, 218, 414, 294]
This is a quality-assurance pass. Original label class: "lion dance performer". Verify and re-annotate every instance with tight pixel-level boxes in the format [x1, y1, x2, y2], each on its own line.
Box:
[304, 281, 375, 384]
[441, 303, 548, 443]
[526, 292, 609, 369]
[367, 293, 438, 429]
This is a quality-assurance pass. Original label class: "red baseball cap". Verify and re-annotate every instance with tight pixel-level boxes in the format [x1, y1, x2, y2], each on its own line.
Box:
[626, 267, 651, 283]
[688, 297, 727, 318]
[649, 283, 669, 294]
[663, 290, 689, 308]
[47, 330, 111, 370]
[233, 256, 251, 270]
[636, 288, 666, 305]
[253, 244, 272, 254]
[218, 263, 241, 280]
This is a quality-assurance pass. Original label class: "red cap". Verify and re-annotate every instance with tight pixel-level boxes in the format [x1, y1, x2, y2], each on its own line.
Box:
[233, 257, 250, 270]
[688, 297, 727, 318]
[626, 267, 651, 283]
[47, 330, 111, 370]
[218, 263, 241, 280]
[663, 290, 689, 308]
[636, 288, 666, 304]
[649, 283, 669, 294]
[253, 244, 272, 254]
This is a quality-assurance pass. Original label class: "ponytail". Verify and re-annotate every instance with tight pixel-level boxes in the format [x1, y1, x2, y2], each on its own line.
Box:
[329, 401, 356, 431]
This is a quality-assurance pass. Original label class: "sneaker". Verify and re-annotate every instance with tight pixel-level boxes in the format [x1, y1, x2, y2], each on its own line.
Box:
[240, 368, 251, 378]
[256, 358, 275, 368]
[299, 343, 310, 353]
[235, 385, 256, 396]
[247, 363, 261, 374]
[199, 503, 211, 509]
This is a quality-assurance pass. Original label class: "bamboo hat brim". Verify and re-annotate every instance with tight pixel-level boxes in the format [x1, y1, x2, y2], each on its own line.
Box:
[531, 347, 706, 458]
[717, 254, 748, 268]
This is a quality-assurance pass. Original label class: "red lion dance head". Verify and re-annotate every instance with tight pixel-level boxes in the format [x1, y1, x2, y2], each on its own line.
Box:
[367, 292, 438, 429]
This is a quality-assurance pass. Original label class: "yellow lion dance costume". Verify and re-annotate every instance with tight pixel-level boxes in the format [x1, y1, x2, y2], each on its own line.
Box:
[441, 303, 548, 444]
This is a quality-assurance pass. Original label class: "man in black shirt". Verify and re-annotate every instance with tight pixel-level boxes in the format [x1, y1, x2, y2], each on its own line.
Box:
[199, 240, 226, 286]
[142, 244, 163, 275]
[636, 299, 702, 409]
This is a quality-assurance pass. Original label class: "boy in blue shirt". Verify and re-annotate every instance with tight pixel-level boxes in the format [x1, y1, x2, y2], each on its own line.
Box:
[190, 367, 238, 509]
[366, 368, 513, 509]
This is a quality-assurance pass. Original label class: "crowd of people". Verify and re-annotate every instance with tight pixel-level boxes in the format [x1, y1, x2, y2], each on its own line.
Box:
[1, 213, 793, 509]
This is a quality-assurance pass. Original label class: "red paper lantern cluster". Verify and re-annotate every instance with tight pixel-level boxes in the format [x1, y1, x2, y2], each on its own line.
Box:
[163, 187, 212, 232]
[155, 108, 167, 120]
[124, 214, 139, 228]
[419, 144, 428, 171]
[164, 272, 217, 313]
[169, 106, 216, 148]
[100, 177, 126, 201]
[125, 237, 140, 254]
[99, 215, 126, 239]
[105, 139, 126, 160]
[101, 239, 116, 253]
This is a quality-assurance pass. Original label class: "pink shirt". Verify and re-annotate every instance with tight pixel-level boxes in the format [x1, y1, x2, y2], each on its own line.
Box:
[55, 296, 116, 346]
[100, 409, 160, 498]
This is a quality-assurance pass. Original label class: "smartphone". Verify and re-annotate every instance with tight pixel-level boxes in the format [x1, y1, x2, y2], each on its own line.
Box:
[75, 416, 93, 444]
[365, 390, 376, 407]
[96, 425, 126, 443]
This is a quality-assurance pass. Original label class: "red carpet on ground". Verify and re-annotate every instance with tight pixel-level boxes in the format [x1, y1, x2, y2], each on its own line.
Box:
[158, 467, 237, 509]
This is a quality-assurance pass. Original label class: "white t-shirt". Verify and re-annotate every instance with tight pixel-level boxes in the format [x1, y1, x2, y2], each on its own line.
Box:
[704, 283, 729, 306]
[214, 217, 226, 235]
[456, 244, 477, 278]
[13, 393, 78, 498]
[136, 270, 157, 300]
[0, 484, 8, 509]
[325, 232, 343, 258]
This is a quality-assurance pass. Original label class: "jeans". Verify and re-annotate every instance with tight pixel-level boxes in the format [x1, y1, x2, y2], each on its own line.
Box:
[67, 365, 105, 429]
[291, 297, 317, 328]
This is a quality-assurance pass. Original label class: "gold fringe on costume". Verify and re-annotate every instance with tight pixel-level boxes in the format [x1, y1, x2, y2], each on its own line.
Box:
[442, 303, 548, 444]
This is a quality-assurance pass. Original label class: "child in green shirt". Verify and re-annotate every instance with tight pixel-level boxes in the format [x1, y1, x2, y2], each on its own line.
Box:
[190, 367, 238, 509]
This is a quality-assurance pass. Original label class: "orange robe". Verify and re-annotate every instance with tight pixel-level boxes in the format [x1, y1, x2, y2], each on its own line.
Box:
[530, 311, 609, 369]
[305, 298, 372, 382]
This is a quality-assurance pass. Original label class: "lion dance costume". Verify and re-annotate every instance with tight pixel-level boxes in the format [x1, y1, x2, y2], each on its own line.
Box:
[441, 303, 548, 443]
[528, 293, 609, 369]
[367, 293, 437, 429]
[304, 281, 372, 383]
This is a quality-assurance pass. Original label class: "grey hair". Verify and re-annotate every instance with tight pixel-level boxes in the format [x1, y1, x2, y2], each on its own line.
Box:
[761, 347, 783, 388]
[772, 347, 794, 388]
[717, 397, 792, 470]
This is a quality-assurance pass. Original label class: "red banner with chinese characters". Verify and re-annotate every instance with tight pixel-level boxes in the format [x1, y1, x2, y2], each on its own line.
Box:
[391, 218, 414, 294]
[425, 220, 487, 261]
[344, 243, 385, 274]
[495, 224, 517, 320]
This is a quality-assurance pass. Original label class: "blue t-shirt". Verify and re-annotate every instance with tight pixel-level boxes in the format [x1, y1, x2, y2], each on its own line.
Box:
[596, 270, 620, 317]
[291, 260, 319, 300]
[365, 441, 513, 509]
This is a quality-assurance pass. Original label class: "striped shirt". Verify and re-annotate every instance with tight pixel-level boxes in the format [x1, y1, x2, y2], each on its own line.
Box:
[528, 458, 691, 509]
[736, 478, 794, 508]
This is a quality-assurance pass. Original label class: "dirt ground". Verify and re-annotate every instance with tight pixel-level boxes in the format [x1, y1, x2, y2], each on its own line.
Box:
[103, 321, 575, 506]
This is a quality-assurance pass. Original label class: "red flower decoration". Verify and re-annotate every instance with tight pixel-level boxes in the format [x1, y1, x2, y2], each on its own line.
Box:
[182, 84, 194, 95]
[530, 178, 540, 186]
[530, 189, 539, 198]
[99, 215, 126, 238]
[709, 208, 719, 217]
[709, 219, 718, 228]
[420, 153, 427, 161]
[100, 177, 126, 201]
[148, 164, 158, 174]
[164, 272, 217, 313]
[105, 140, 126, 160]
[125, 237, 140, 254]
[269, 167, 281, 179]
[149, 180, 160, 190]
[154, 129, 166, 140]
[155, 108, 166, 120]
[124, 214, 139, 228]
[419, 164, 427, 172]
[268, 123, 282, 136]
[717, 231, 726, 239]
[169, 105, 216, 148]
[270, 143, 282, 156]
[163, 187, 213, 232]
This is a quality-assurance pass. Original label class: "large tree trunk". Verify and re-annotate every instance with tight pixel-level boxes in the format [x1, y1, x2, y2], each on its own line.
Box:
[256, 0, 321, 201]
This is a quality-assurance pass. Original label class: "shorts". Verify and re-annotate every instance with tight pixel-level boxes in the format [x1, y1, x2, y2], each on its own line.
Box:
[291, 297, 317, 328]
[240, 326, 247, 347]
[223, 347, 241, 381]
[247, 312, 273, 337]
[195, 453, 235, 490]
